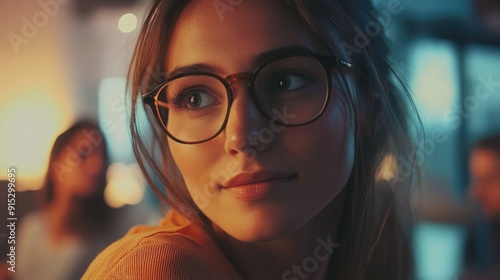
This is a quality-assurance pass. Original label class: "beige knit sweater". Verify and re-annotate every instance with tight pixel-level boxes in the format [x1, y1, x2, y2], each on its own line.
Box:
[82, 211, 243, 280]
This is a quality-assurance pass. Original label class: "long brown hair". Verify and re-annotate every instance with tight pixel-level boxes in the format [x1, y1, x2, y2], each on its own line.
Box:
[41, 120, 112, 237]
[128, 1, 421, 279]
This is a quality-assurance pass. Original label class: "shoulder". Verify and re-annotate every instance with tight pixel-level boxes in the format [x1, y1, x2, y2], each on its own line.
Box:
[82, 225, 239, 280]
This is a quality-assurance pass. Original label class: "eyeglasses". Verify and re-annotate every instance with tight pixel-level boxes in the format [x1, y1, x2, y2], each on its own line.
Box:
[142, 52, 358, 144]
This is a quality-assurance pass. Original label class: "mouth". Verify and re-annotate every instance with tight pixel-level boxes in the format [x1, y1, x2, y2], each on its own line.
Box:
[222, 170, 297, 201]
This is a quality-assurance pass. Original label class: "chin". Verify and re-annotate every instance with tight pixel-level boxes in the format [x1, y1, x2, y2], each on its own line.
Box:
[218, 211, 301, 243]
[230, 228, 292, 244]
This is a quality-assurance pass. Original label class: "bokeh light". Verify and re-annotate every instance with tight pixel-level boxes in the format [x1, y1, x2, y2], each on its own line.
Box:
[118, 13, 137, 33]
[104, 163, 145, 208]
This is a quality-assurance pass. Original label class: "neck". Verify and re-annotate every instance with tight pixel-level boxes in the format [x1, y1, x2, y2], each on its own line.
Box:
[228, 189, 346, 280]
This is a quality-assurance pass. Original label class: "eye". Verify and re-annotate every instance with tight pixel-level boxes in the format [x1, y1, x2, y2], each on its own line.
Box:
[174, 89, 219, 110]
[77, 150, 91, 160]
[187, 91, 211, 108]
[273, 74, 310, 92]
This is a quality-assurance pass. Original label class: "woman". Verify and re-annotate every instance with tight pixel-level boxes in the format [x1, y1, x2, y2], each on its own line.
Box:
[84, 0, 420, 279]
[464, 133, 500, 278]
[16, 121, 113, 280]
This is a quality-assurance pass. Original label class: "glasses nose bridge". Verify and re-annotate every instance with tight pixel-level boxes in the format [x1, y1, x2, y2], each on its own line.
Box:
[224, 72, 252, 90]
[223, 71, 266, 125]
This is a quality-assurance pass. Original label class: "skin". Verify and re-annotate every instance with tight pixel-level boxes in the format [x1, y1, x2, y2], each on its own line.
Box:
[469, 148, 500, 220]
[166, 0, 356, 278]
[52, 131, 106, 198]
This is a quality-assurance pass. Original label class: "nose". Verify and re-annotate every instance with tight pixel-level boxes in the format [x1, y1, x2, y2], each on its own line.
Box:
[223, 80, 271, 157]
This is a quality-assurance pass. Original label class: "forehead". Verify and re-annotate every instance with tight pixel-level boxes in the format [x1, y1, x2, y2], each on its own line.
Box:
[166, 0, 323, 75]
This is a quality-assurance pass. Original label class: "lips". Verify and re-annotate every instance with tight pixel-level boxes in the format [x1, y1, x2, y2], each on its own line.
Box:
[222, 170, 296, 200]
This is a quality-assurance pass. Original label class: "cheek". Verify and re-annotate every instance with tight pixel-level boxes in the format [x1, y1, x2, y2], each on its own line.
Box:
[318, 99, 354, 163]
[168, 139, 220, 192]
[318, 73, 356, 169]
[285, 93, 354, 187]
[267, 92, 354, 229]
[316, 114, 353, 187]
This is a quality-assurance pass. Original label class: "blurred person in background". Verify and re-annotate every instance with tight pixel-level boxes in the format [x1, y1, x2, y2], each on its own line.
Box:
[464, 132, 500, 279]
[12, 121, 115, 280]
[469, 133, 500, 222]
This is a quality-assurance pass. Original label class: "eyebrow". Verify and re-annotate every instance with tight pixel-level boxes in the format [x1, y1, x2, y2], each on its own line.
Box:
[166, 45, 316, 79]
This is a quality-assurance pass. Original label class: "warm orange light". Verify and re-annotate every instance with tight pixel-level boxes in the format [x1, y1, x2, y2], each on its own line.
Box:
[0, 10, 75, 190]
[104, 163, 145, 208]
[376, 154, 398, 181]
[0, 91, 73, 190]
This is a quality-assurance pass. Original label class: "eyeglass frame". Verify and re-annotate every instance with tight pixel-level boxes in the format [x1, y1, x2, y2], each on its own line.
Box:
[142, 51, 360, 144]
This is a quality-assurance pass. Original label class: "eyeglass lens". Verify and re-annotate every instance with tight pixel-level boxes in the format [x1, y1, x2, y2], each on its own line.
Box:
[155, 55, 328, 143]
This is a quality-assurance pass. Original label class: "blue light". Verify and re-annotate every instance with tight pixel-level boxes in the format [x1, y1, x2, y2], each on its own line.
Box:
[98, 77, 135, 163]
[409, 40, 459, 124]
[413, 222, 466, 280]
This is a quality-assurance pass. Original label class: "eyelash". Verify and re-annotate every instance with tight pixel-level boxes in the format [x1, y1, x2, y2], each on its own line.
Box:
[170, 85, 200, 108]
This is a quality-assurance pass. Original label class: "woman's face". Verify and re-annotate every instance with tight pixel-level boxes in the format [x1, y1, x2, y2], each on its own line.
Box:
[166, 0, 355, 242]
[52, 130, 107, 198]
